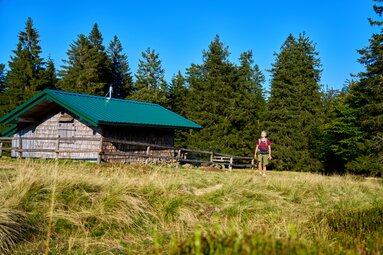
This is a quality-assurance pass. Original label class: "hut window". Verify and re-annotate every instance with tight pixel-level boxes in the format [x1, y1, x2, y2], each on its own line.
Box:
[59, 112, 74, 122]
[58, 115, 75, 143]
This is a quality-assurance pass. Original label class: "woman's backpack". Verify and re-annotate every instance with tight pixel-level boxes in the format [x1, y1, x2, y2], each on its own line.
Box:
[258, 138, 269, 154]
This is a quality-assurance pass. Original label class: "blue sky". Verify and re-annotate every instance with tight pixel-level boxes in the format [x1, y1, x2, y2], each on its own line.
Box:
[0, 0, 376, 91]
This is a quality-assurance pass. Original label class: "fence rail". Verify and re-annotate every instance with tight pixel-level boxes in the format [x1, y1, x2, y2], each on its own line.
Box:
[0, 136, 255, 169]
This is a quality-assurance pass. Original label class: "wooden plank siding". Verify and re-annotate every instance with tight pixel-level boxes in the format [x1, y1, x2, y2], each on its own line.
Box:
[1, 109, 254, 168]
[11, 111, 101, 160]
[0, 136, 255, 168]
[8, 110, 176, 163]
[101, 126, 175, 163]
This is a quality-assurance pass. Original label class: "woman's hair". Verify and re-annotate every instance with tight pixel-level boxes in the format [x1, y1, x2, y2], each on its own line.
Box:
[261, 130, 267, 135]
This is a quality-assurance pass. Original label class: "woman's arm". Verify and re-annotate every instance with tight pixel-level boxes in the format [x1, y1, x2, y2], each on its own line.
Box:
[268, 145, 272, 159]
[254, 145, 258, 158]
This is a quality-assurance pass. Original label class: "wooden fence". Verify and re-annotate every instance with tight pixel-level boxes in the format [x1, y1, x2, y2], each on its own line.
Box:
[0, 136, 255, 169]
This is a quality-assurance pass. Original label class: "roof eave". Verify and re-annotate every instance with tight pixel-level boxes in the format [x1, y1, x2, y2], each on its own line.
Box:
[0, 89, 99, 127]
[45, 90, 99, 126]
[0, 89, 203, 130]
[98, 121, 202, 130]
[0, 90, 48, 124]
[0, 124, 18, 137]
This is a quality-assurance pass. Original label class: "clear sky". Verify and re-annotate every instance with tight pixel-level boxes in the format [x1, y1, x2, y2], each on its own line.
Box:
[0, 0, 377, 91]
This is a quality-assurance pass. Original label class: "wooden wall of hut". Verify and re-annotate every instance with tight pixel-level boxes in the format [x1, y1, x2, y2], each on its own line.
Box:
[12, 110, 101, 161]
[101, 126, 175, 163]
[9, 110, 176, 163]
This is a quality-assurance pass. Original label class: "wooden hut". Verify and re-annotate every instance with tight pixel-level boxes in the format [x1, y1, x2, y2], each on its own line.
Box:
[0, 89, 201, 162]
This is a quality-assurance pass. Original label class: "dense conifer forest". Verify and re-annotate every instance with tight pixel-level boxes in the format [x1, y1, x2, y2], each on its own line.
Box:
[1, 1, 382, 176]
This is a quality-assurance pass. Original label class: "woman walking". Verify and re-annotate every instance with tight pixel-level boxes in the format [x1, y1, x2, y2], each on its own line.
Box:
[254, 131, 272, 176]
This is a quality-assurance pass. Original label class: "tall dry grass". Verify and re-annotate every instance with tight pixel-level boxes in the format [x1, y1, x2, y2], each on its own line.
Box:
[0, 158, 382, 254]
[0, 208, 30, 255]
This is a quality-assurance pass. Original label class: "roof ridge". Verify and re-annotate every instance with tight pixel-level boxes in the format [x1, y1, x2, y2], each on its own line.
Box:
[0, 89, 202, 131]
[47, 89, 160, 107]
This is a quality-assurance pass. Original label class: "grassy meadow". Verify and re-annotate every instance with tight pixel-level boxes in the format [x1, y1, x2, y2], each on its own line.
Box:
[0, 158, 382, 254]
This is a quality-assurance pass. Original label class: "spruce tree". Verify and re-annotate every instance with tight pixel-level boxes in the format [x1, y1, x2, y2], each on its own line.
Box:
[267, 33, 323, 171]
[1, 17, 53, 120]
[235, 51, 266, 155]
[344, 0, 383, 175]
[43, 58, 58, 89]
[59, 24, 111, 96]
[0, 64, 5, 93]
[182, 36, 267, 155]
[356, 0, 383, 153]
[169, 71, 189, 147]
[169, 71, 188, 115]
[89, 23, 105, 52]
[88, 23, 111, 93]
[0, 64, 7, 134]
[128, 48, 168, 106]
[107, 35, 132, 99]
[317, 85, 365, 174]
[59, 34, 97, 94]
[239, 52, 265, 103]
[5, 17, 48, 101]
[0, 63, 6, 120]
[184, 35, 244, 154]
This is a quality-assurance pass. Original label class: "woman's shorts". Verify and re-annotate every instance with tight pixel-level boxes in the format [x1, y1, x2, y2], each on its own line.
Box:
[257, 154, 269, 166]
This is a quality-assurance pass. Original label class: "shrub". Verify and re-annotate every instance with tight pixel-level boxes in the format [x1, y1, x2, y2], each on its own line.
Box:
[346, 155, 383, 176]
[166, 228, 328, 255]
[324, 204, 383, 253]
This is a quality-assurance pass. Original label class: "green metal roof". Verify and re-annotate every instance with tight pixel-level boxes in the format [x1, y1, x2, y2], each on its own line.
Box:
[0, 89, 202, 131]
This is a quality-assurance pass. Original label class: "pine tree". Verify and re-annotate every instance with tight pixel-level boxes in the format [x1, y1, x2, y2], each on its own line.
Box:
[129, 48, 168, 106]
[59, 24, 111, 96]
[107, 35, 132, 99]
[266, 33, 323, 171]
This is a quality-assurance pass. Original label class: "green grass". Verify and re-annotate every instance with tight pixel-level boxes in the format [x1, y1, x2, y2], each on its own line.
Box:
[0, 158, 382, 254]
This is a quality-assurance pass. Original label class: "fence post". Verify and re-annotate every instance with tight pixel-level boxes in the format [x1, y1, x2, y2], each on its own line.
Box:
[18, 136, 22, 158]
[176, 149, 182, 168]
[210, 152, 214, 164]
[145, 146, 151, 164]
[97, 136, 104, 164]
[229, 157, 233, 171]
[0, 141, 2, 158]
[55, 137, 60, 160]
[251, 158, 255, 169]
